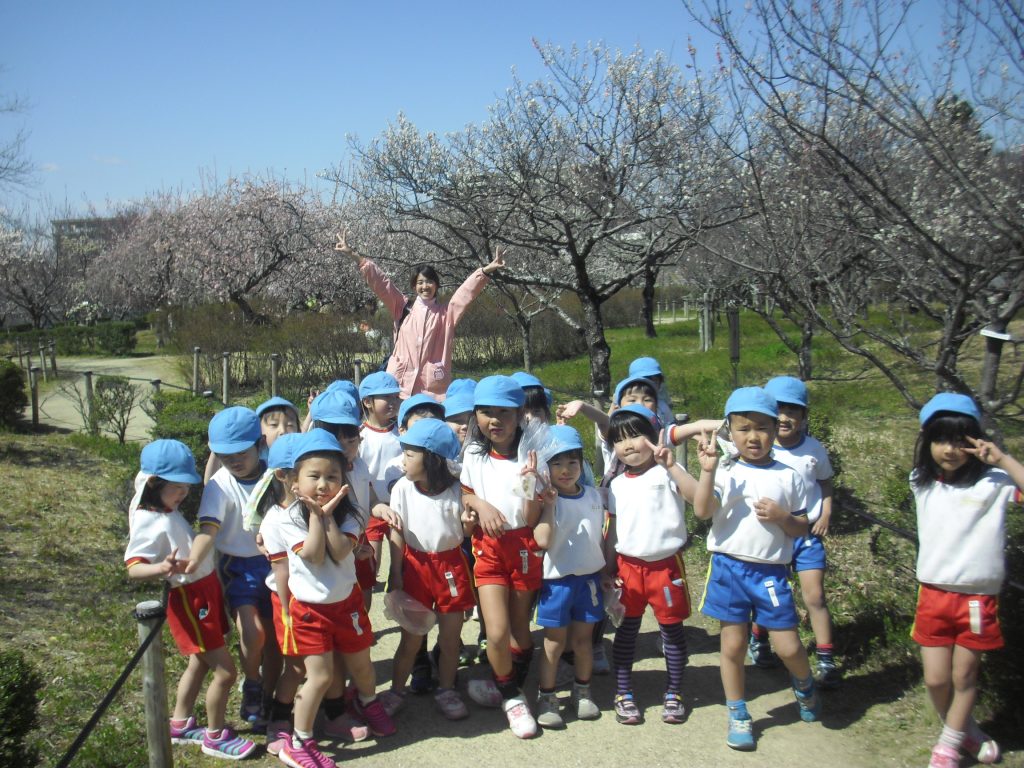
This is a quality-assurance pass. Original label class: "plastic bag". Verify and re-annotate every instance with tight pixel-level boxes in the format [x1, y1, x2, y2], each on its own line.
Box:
[383, 590, 437, 635]
[512, 419, 563, 499]
[603, 586, 626, 628]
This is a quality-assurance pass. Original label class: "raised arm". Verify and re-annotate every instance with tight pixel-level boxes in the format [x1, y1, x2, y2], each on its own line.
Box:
[446, 246, 506, 326]
[336, 229, 408, 319]
[693, 428, 721, 520]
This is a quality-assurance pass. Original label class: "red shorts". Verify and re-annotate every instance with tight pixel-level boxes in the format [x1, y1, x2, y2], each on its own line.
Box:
[354, 533, 378, 590]
[167, 572, 229, 656]
[912, 584, 1003, 650]
[472, 526, 543, 591]
[403, 545, 475, 613]
[284, 588, 374, 656]
[270, 591, 290, 655]
[365, 516, 390, 542]
[617, 552, 691, 624]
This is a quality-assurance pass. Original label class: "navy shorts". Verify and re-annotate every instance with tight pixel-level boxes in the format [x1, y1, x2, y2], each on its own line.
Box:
[535, 572, 605, 628]
[700, 553, 798, 629]
[218, 553, 272, 618]
[792, 534, 827, 572]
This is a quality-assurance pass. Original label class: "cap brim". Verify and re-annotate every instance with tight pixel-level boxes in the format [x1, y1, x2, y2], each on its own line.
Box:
[209, 439, 258, 454]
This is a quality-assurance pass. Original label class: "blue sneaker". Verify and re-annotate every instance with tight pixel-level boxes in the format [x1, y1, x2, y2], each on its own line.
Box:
[793, 682, 821, 722]
[239, 678, 263, 724]
[726, 715, 755, 750]
[747, 634, 778, 669]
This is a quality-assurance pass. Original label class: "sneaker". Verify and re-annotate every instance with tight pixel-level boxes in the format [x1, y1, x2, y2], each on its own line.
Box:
[265, 719, 291, 756]
[613, 693, 642, 725]
[239, 678, 263, 724]
[467, 678, 503, 708]
[378, 688, 407, 717]
[793, 682, 821, 722]
[410, 657, 438, 694]
[591, 643, 610, 675]
[458, 641, 475, 667]
[661, 692, 687, 724]
[503, 694, 538, 739]
[280, 737, 336, 768]
[929, 744, 961, 768]
[555, 658, 575, 689]
[322, 711, 370, 743]
[726, 716, 756, 751]
[572, 682, 600, 720]
[814, 659, 842, 690]
[201, 727, 257, 761]
[477, 637, 490, 664]
[169, 715, 205, 745]
[747, 635, 778, 669]
[536, 691, 564, 729]
[962, 733, 1001, 764]
[434, 688, 470, 720]
[352, 697, 397, 737]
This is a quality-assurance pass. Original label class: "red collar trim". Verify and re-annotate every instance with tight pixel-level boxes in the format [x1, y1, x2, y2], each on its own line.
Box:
[362, 422, 395, 434]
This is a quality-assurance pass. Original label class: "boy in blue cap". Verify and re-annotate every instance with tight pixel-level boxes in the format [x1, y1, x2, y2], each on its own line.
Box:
[694, 387, 820, 750]
[358, 372, 403, 586]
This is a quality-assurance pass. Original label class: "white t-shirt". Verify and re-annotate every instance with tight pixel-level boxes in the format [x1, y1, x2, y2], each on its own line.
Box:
[260, 501, 362, 604]
[914, 468, 1018, 594]
[707, 459, 807, 564]
[382, 453, 405, 498]
[198, 467, 262, 557]
[608, 465, 688, 561]
[389, 477, 464, 553]
[259, 502, 292, 592]
[772, 435, 834, 524]
[359, 423, 402, 503]
[543, 485, 606, 579]
[125, 507, 214, 586]
[460, 446, 530, 530]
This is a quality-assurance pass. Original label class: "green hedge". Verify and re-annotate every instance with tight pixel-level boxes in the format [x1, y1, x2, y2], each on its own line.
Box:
[0, 649, 41, 766]
[3, 321, 137, 357]
[0, 360, 27, 428]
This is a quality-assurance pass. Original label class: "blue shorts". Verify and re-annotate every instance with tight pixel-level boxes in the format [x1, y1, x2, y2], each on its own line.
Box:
[218, 554, 272, 618]
[535, 572, 604, 628]
[699, 553, 798, 629]
[792, 535, 826, 572]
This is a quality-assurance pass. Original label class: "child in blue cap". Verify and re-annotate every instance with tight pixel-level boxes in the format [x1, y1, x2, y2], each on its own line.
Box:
[125, 439, 256, 760]
[204, 396, 300, 483]
[694, 387, 819, 750]
[911, 393, 1024, 768]
[627, 356, 675, 430]
[460, 374, 542, 738]
[190, 406, 281, 726]
[443, 378, 477, 446]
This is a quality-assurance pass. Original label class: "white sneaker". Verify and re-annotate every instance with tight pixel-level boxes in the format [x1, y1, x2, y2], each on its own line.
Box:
[503, 695, 538, 739]
[467, 678, 503, 708]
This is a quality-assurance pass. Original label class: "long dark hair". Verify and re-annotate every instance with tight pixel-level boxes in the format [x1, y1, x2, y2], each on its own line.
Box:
[139, 477, 172, 510]
[467, 406, 523, 456]
[255, 473, 287, 521]
[912, 412, 987, 489]
[289, 451, 359, 564]
[404, 445, 459, 494]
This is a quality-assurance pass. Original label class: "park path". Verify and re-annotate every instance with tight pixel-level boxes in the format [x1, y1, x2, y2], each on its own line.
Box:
[27, 354, 188, 441]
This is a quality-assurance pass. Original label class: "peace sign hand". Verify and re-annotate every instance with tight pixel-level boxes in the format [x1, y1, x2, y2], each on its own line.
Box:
[483, 246, 507, 275]
[644, 432, 675, 469]
[697, 428, 720, 472]
[964, 436, 1005, 466]
[334, 228, 360, 261]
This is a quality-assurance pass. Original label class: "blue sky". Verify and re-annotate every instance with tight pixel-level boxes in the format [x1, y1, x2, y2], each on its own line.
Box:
[0, 0, 719, 213]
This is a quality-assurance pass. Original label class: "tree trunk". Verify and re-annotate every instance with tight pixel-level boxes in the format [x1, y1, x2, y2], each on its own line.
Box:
[979, 321, 1007, 416]
[520, 318, 533, 372]
[579, 296, 611, 396]
[641, 265, 657, 338]
[798, 317, 814, 380]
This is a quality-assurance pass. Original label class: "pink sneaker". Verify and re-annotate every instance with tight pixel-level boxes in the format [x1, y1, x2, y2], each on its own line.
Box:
[503, 695, 538, 739]
[962, 734, 1000, 765]
[378, 688, 407, 717]
[265, 720, 291, 756]
[352, 697, 397, 737]
[434, 688, 469, 720]
[929, 744, 961, 768]
[322, 711, 370, 743]
[200, 727, 257, 761]
[169, 715, 204, 745]
[467, 678, 503, 708]
[280, 737, 336, 768]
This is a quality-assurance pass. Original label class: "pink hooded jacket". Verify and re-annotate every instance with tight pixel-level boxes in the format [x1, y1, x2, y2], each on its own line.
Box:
[360, 258, 489, 399]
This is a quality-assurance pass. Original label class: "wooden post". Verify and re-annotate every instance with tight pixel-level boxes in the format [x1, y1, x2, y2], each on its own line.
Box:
[591, 389, 607, 480]
[192, 347, 201, 396]
[29, 366, 40, 428]
[83, 371, 95, 434]
[151, 379, 161, 397]
[727, 307, 741, 388]
[48, 340, 57, 376]
[671, 300, 677, 323]
[353, 359, 364, 388]
[270, 353, 281, 397]
[134, 600, 173, 768]
[15, 340, 23, 369]
[221, 352, 230, 406]
[38, 345, 47, 382]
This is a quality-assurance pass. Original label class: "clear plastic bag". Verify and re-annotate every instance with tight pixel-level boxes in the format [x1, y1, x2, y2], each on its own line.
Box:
[512, 419, 563, 499]
[603, 585, 626, 628]
[383, 590, 437, 635]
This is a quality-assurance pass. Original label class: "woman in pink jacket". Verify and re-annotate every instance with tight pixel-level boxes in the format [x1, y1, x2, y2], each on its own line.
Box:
[335, 230, 506, 399]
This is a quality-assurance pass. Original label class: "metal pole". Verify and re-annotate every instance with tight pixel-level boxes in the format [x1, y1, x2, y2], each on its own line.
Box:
[135, 600, 173, 768]
[30, 366, 40, 428]
[270, 353, 281, 397]
[48, 340, 57, 376]
[38, 345, 47, 382]
[353, 359, 363, 388]
[84, 371, 95, 434]
[192, 347, 201, 396]
[221, 352, 230, 406]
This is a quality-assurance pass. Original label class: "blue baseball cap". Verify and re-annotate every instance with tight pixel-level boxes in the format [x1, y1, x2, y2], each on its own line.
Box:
[724, 387, 778, 419]
[325, 379, 359, 401]
[919, 393, 981, 426]
[548, 424, 584, 455]
[256, 396, 299, 420]
[474, 375, 525, 408]
[614, 375, 659, 405]
[763, 376, 808, 408]
[628, 357, 663, 379]
[399, 393, 444, 427]
[511, 372, 552, 407]
[140, 439, 202, 484]
[310, 389, 361, 426]
[295, 428, 345, 462]
[266, 432, 303, 470]
[358, 371, 401, 400]
[401, 418, 462, 461]
[208, 406, 262, 454]
[614, 403, 662, 430]
[444, 378, 476, 418]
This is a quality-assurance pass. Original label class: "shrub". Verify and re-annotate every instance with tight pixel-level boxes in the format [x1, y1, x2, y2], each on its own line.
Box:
[94, 322, 137, 356]
[0, 360, 27, 428]
[93, 376, 144, 444]
[0, 648, 42, 766]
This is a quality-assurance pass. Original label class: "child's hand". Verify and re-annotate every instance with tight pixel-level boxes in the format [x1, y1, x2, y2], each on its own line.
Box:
[461, 508, 479, 528]
[373, 503, 402, 530]
[471, 498, 508, 538]
[158, 548, 186, 577]
[600, 569, 618, 591]
[307, 388, 319, 408]
[964, 436, 1006, 466]
[556, 400, 584, 423]
[255, 532, 269, 558]
[697, 428, 719, 472]
[295, 485, 351, 519]
[811, 512, 830, 537]
[334, 228, 360, 261]
[539, 484, 558, 506]
[644, 433, 675, 469]
[753, 497, 786, 525]
[354, 543, 374, 561]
